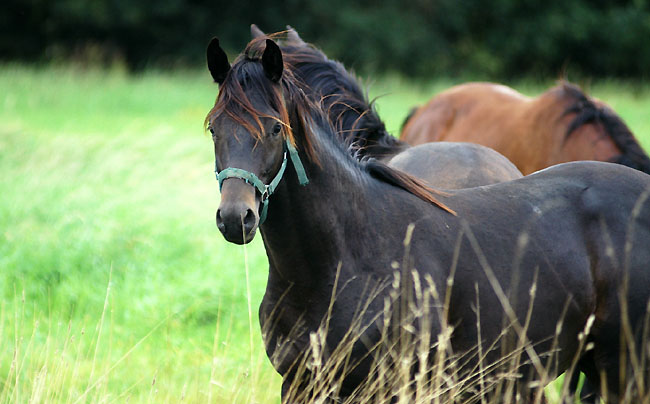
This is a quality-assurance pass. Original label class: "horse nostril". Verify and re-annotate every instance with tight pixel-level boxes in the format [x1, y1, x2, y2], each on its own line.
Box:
[242, 208, 257, 234]
[216, 209, 226, 232]
[216, 203, 257, 243]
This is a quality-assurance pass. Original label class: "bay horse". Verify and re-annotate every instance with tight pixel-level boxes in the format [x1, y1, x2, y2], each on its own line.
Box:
[400, 82, 650, 175]
[206, 37, 650, 403]
[248, 26, 522, 189]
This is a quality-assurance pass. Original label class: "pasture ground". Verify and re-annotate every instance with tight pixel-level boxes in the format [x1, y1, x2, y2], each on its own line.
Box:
[1, 64, 649, 403]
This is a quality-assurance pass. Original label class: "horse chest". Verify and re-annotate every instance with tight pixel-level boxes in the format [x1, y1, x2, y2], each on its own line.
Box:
[260, 266, 392, 374]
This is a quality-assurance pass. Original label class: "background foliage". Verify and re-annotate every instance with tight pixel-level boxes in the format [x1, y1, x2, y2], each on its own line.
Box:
[3, 0, 650, 78]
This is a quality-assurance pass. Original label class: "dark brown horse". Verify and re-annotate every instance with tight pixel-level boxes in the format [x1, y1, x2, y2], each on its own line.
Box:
[206, 37, 650, 403]
[400, 82, 650, 175]
[249, 26, 522, 189]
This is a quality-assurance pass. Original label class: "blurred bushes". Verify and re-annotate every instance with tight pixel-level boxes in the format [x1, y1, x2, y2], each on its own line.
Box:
[2, 0, 650, 78]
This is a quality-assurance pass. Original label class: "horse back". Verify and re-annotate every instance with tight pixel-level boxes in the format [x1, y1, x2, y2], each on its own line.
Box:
[427, 162, 650, 377]
[400, 83, 544, 171]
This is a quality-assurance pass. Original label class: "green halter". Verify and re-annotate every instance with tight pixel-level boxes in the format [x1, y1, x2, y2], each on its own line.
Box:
[215, 138, 309, 224]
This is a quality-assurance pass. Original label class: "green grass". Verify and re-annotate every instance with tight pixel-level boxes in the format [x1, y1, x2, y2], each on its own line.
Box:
[0, 65, 277, 403]
[1, 64, 649, 403]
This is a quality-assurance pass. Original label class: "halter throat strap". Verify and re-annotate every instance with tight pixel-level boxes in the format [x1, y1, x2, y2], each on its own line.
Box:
[215, 138, 309, 224]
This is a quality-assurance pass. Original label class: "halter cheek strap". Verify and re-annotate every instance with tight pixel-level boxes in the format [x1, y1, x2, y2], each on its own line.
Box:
[215, 138, 309, 224]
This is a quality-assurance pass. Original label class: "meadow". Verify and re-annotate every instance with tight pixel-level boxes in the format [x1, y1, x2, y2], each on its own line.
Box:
[1, 64, 649, 403]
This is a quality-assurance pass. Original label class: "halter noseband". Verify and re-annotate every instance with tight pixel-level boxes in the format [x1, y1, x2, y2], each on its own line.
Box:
[215, 138, 309, 224]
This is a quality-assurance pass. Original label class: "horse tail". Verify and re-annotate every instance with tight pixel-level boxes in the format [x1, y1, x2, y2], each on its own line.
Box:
[365, 159, 456, 215]
[400, 106, 420, 133]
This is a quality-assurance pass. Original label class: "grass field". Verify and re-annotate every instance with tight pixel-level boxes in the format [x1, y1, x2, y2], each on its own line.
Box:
[1, 64, 649, 403]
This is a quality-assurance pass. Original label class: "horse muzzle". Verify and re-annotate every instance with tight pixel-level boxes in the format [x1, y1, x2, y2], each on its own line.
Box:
[216, 180, 260, 244]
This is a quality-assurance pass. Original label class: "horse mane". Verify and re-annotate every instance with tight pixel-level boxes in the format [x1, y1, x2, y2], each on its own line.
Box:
[279, 42, 406, 159]
[560, 81, 650, 173]
[206, 36, 453, 213]
[365, 160, 456, 215]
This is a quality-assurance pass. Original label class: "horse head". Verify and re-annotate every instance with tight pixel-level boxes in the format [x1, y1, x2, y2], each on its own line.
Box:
[206, 38, 298, 244]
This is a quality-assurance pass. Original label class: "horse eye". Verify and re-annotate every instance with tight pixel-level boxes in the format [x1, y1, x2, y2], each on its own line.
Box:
[271, 122, 282, 136]
[209, 127, 215, 135]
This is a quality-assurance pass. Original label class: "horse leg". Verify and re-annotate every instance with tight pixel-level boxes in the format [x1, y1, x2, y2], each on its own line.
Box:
[567, 371, 581, 399]
[569, 350, 601, 404]
[281, 371, 313, 404]
[587, 305, 650, 402]
[583, 332, 622, 403]
[578, 380, 599, 404]
[567, 373, 600, 404]
[281, 376, 295, 404]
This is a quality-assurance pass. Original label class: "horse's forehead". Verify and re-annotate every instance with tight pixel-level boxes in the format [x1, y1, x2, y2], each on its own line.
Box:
[247, 88, 282, 115]
[213, 114, 262, 139]
[212, 87, 281, 127]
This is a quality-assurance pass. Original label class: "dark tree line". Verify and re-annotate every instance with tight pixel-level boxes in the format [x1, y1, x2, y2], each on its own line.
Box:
[2, 0, 649, 79]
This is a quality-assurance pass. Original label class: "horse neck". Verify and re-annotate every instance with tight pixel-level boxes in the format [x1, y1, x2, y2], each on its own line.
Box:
[259, 120, 389, 286]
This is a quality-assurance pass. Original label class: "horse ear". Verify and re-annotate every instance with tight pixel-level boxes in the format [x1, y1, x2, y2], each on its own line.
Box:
[286, 25, 306, 45]
[251, 24, 266, 39]
[262, 39, 283, 82]
[206, 37, 230, 84]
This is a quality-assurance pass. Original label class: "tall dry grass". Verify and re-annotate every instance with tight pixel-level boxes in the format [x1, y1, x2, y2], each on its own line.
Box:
[269, 224, 650, 404]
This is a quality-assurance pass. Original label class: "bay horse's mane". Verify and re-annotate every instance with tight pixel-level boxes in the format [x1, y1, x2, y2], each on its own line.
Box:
[279, 41, 405, 159]
[560, 81, 650, 173]
[206, 36, 454, 214]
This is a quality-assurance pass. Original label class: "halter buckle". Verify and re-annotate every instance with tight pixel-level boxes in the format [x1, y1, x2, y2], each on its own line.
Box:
[261, 186, 270, 202]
